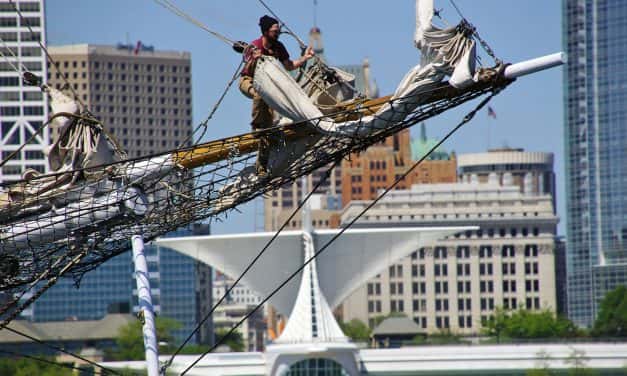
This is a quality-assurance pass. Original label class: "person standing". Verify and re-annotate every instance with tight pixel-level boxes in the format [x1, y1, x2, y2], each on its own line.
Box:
[239, 15, 315, 177]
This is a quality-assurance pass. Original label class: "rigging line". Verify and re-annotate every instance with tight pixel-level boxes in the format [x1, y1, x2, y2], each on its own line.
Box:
[183, 57, 245, 149]
[0, 348, 99, 374]
[256, 0, 341, 88]
[179, 88, 502, 376]
[7, 0, 87, 109]
[1, 326, 124, 376]
[0, 79, 452, 187]
[162, 159, 340, 373]
[152, 0, 245, 50]
[0, 35, 26, 73]
[448, 0, 499, 64]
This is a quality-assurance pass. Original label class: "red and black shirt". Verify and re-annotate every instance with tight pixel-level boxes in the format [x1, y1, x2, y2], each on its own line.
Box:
[241, 37, 290, 77]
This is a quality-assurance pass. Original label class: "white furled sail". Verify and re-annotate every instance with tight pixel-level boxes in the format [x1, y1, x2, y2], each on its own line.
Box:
[252, 0, 477, 142]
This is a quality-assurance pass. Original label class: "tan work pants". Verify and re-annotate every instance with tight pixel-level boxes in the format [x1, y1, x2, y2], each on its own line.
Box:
[239, 76, 272, 174]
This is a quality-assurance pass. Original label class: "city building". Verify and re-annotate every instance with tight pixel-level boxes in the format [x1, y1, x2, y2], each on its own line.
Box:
[563, 0, 627, 327]
[46, 43, 192, 156]
[458, 148, 556, 211]
[341, 181, 559, 333]
[213, 303, 266, 352]
[29, 43, 212, 344]
[32, 223, 213, 345]
[213, 271, 262, 306]
[0, 0, 49, 184]
[342, 124, 457, 207]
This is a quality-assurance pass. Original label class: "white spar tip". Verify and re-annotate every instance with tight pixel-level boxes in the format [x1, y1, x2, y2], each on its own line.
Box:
[504, 52, 566, 79]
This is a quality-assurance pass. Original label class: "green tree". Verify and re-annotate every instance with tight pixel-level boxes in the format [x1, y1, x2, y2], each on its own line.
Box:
[0, 356, 74, 376]
[593, 285, 627, 337]
[482, 307, 580, 340]
[111, 316, 182, 360]
[339, 319, 371, 342]
[214, 328, 245, 352]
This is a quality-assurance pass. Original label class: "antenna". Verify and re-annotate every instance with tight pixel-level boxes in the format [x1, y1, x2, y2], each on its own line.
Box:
[313, 0, 318, 28]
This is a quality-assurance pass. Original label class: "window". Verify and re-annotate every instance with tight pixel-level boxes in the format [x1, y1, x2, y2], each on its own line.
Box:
[435, 247, 447, 259]
[479, 246, 492, 258]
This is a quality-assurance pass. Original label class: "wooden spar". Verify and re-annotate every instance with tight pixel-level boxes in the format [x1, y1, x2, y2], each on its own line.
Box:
[172, 51, 566, 170]
[170, 85, 472, 169]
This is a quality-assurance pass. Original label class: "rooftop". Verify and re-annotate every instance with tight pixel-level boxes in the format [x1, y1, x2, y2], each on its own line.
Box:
[0, 314, 134, 344]
[48, 44, 190, 59]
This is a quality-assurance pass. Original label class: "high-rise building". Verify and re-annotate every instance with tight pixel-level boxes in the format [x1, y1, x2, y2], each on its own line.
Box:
[340, 181, 559, 333]
[563, 0, 627, 327]
[31, 44, 212, 344]
[0, 0, 49, 184]
[46, 44, 192, 156]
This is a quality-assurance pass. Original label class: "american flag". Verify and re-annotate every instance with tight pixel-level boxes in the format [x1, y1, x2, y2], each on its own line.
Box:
[133, 41, 142, 55]
[487, 106, 497, 119]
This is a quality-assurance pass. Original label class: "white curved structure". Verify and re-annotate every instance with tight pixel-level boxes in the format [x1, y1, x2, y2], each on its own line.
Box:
[156, 225, 470, 320]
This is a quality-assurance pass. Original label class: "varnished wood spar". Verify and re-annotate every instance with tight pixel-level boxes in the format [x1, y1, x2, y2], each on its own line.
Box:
[172, 79, 495, 170]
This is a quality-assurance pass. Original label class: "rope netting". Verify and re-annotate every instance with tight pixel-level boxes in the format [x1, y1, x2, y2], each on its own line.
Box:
[0, 0, 512, 325]
[0, 71, 508, 324]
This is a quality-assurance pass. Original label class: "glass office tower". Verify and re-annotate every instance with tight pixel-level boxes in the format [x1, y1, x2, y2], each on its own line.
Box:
[563, 0, 627, 327]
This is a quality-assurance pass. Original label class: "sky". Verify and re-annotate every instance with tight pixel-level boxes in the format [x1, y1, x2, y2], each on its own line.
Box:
[46, 0, 565, 235]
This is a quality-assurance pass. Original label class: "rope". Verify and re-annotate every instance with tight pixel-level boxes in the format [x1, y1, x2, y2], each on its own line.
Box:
[152, 0, 246, 50]
[161, 159, 340, 373]
[7, 0, 87, 109]
[181, 58, 245, 148]
[1, 326, 124, 375]
[448, 0, 500, 64]
[0, 35, 26, 73]
[179, 88, 502, 375]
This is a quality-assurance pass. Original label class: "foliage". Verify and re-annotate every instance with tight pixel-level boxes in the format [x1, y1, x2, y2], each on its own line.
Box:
[110, 316, 182, 360]
[214, 328, 245, 352]
[482, 307, 580, 340]
[0, 356, 74, 376]
[593, 285, 627, 337]
[339, 319, 371, 342]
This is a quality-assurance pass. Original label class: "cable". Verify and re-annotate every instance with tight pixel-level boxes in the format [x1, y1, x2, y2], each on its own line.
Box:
[152, 0, 246, 50]
[179, 88, 502, 375]
[0, 348, 97, 374]
[182, 58, 245, 149]
[448, 0, 500, 64]
[0, 34, 26, 73]
[1, 325, 124, 375]
[161, 159, 340, 373]
[8, 0, 87, 109]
